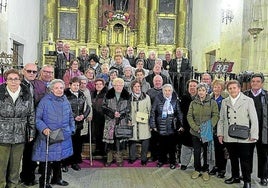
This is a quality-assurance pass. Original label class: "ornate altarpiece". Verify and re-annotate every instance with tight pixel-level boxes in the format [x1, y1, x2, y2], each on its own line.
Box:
[41, 0, 188, 65]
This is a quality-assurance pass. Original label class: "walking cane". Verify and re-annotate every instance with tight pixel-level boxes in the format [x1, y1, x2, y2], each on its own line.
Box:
[44, 134, 49, 188]
[89, 121, 93, 166]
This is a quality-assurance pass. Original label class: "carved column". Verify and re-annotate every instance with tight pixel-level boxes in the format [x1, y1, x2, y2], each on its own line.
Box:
[137, 0, 147, 46]
[88, 0, 98, 43]
[47, 0, 57, 41]
[148, 0, 157, 46]
[177, 0, 187, 47]
[79, 0, 87, 43]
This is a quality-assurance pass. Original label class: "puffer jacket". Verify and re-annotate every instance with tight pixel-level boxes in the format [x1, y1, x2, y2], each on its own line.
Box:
[150, 92, 183, 135]
[0, 84, 35, 144]
[32, 93, 75, 162]
[187, 94, 219, 138]
[102, 88, 131, 143]
[129, 92, 151, 141]
[64, 89, 90, 130]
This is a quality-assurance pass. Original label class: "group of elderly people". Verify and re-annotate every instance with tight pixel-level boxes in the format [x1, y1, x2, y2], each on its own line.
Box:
[0, 63, 264, 188]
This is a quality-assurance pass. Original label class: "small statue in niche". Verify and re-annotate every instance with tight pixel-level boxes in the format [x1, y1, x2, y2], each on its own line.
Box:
[109, 0, 128, 12]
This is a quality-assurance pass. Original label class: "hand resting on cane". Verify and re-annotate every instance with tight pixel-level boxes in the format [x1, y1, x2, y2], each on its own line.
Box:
[43, 128, 51, 136]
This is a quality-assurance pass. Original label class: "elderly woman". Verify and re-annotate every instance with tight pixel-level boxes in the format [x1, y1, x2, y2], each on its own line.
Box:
[150, 84, 183, 169]
[0, 69, 35, 188]
[102, 78, 131, 167]
[187, 82, 219, 181]
[63, 77, 90, 172]
[63, 59, 83, 88]
[128, 80, 151, 166]
[84, 68, 96, 92]
[209, 79, 228, 178]
[32, 79, 75, 188]
[217, 80, 258, 188]
[122, 65, 135, 91]
[91, 78, 107, 156]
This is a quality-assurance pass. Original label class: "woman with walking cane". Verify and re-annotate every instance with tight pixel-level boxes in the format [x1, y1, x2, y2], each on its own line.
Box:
[32, 79, 75, 188]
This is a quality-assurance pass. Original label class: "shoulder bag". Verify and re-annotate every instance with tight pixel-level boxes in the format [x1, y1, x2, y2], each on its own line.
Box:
[115, 124, 133, 139]
[136, 111, 149, 124]
[227, 106, 250, 139]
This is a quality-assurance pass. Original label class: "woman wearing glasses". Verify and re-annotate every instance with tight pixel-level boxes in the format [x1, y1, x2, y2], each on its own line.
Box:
[0, 69, 35, 188]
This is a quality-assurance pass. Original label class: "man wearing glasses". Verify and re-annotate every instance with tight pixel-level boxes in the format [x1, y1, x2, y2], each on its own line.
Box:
[20, 63, 47, 186]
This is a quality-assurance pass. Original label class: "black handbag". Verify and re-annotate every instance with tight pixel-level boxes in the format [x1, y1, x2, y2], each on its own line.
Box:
[115, 124, 133, 138]
[227, 106, 250, 140]
[228, 124, 250, 139]
[49, 128, 64, 145]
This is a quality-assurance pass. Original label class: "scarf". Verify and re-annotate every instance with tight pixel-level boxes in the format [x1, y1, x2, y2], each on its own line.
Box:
[162, 96, 174, 117]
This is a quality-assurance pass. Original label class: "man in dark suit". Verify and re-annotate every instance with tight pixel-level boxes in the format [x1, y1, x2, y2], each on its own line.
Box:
[55, 43, 75, 79]
[169, 48, 192, 98]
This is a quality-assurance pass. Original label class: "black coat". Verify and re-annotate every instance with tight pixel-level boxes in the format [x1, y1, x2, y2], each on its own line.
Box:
[65, 89, 90, 130]
[179, 93, 195, 147]
[150, 92, 183, 135]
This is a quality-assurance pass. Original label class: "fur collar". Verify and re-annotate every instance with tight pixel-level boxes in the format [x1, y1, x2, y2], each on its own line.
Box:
[105, 88, 130, 100]
[0, 83, 31, 101]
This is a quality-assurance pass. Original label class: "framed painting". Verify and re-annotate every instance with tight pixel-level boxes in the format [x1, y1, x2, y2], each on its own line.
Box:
[157, 18, 175, 44]
[59, 12, 77, 40]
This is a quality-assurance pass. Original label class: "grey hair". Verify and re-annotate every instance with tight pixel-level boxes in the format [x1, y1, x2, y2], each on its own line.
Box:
[78, 75, 88, 83]
[162, 84, 174, 93]
[48, 79, 65, 91]
[196, 82, 209, 92]
[123, 65, 132, 73]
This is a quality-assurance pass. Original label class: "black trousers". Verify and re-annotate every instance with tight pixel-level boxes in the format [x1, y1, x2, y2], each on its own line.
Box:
[213, 135, 227, 171]
[256, 142, 268, 179]
[129, 139, 149, 162]
[158, 134, 176, 165]
[63, 129, 82, 166]
[226, 142, 254, 183]
[20, 141, 37, 183]
[149, 130, 160, 161]
[192, 135, 208, 172]
[39, 161, 61, 186]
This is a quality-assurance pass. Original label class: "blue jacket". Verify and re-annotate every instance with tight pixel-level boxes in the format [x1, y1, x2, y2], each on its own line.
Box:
[32, 93, 75, 162]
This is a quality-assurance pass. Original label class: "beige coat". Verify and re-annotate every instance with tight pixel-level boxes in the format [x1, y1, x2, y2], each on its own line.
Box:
[217, 93, 259, 143]
[129, 93, 151, 141]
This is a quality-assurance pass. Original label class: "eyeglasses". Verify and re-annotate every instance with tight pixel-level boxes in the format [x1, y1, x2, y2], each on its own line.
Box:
[7, 78, 20, 82]
[43, 70, 54, 75]
[25, 70, 38, 74]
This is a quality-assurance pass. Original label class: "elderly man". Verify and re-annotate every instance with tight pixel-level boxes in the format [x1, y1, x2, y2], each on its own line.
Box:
[20, 63, 47, 186]
[244, 73, 268, 186]
[125, 46, 136, 68]
[55, 43, 75, 79]
[145, 63, 171, 88]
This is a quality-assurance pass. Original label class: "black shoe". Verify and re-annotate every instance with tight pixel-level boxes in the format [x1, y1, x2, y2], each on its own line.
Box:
[39, 184, 52, 188]
[209, 166, 218, 175]
[217, 170, 225, 178]
[224, 177, 241, 184]
[243, 182, 251, 188]
[51, 179, 69, 186]
[157, 162, 163, 167]
[62, 166, 68, 172]
[128, 159, 136, 164]
[170, 164, 176, 169]
[71, 164, 81, 171]
[180, 165, 187, 170]
[24, 180, 38, 186]
[260, 178, 268, 186]
[141, 160, 147, 166]
[105, 162, 111, 167]
[201, 164, 209, 172]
